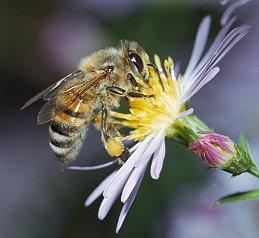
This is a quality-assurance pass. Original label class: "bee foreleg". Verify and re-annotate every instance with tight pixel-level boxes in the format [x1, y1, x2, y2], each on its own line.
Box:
[126, 92, 154, 98]
[106, 86, 126, 96]
[106, 86, 152, 98]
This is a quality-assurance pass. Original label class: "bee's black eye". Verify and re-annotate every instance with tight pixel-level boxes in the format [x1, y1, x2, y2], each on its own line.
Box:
[129, 53, 143, 73]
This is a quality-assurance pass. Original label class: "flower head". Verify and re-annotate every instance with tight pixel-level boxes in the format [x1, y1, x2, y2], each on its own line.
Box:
[189, 132, 257, 176]
[111, 15, 250, 144]
[69, 10, 251, 232]
[86, 14, 250, 231]
[96, 13, 250, 231]
[189, 132, 236, 168]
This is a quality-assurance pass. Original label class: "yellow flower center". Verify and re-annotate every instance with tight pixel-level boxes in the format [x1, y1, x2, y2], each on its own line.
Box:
[110, 55, 188, 141]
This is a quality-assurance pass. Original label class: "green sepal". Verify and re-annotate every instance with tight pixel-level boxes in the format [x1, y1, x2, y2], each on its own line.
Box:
[166, 115, 211, 146]
[238, 134, 251, 155]
[215, 189, 259, 205]
[222, 134, 259, 176]
[222, 144, 255, 176]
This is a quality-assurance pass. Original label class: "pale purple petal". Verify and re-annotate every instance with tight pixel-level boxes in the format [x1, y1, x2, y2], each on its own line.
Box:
[181, 23, 249, 103]
[121, 163, 147, 203]
[129, 141, 141, 153]
[187, 16, 236, 82]
[181, 67, 220, 104]
[181, 16, 235, 94]
[134, 130, 165, 167]
[98, 173, 129, 220]
[207, 26, 250, 68]
[176, 108, 194, 120]
[183, 16, 211, 83]
[221, 0, 251, 26]
[116, 171, 145, 233]
[103, 134, 154, 198]
[220, 0, 230, 4]
[173, 62, 181, 78]
[68, 159, 118, 171]
[150, 138, 166, 180]
[85, 171, 117, 207]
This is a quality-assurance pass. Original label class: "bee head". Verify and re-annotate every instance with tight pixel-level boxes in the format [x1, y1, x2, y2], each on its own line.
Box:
[120, 40, 149, 82]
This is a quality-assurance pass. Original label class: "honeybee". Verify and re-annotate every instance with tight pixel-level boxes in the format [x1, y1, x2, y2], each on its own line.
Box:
[21, 41, 151, 165]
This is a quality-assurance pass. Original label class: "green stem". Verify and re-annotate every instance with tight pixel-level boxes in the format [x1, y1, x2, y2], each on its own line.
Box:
[249, 166, 259, 178]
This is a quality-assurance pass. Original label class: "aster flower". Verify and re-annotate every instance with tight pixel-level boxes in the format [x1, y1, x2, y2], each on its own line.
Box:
[93, 13, 249, 231]
[70, 3, 254, 232]
[111, 14, 250, 179]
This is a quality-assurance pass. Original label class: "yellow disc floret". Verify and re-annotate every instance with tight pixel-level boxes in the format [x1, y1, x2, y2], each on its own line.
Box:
[110, 55, 188, 141]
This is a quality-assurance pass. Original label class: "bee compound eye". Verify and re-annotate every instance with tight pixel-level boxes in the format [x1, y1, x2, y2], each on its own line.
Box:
[129, 53, 144, 73]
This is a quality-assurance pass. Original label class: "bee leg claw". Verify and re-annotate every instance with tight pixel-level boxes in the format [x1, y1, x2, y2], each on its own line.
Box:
[118, 147, 130, 165]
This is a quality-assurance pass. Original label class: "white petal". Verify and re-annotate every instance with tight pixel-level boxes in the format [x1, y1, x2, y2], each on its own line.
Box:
[68, 160, 118, 171]
[219, 0, 229, 5]
[186, 16, 236, 83]
[173, 62, 181, 79]
[221, 0, 251, 26]
[180, 16, 235, 95]
[103, 134, 154, 198]
[176, 108, 194, 120]
[183, 16, 211, 85]
[85, 171, 117, 207]
[129, 142, 141, 153]
[134, 130, 165, 167]
[98, 173, 129, 220]
[116, 171, 144, 233]
[181, 23, 249, 103]
[181, 67, 220, 104]
[189, 67, 220, 98]
[150, 138, 166, 180]
[121, 163, 147, 203]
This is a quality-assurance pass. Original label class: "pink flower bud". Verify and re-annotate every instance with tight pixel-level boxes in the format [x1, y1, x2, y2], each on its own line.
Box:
[189, 132, 236, 168]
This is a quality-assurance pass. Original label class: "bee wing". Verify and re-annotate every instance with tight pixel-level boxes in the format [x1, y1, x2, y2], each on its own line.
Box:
[36, 71, 109, 125]
[36, 83, 85, 125]
[21, 70, 84, 110]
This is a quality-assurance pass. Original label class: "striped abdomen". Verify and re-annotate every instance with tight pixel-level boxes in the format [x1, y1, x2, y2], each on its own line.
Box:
[49, 98, 95, 164]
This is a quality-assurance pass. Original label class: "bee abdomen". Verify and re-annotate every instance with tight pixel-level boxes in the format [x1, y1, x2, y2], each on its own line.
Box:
[49, 120, 87, 164]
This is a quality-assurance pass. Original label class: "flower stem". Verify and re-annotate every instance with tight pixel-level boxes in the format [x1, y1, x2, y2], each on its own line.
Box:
[249, 166, 259, 178]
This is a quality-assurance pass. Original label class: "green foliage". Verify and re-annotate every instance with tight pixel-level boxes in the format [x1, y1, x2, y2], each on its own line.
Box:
[216, 190, 259, 205]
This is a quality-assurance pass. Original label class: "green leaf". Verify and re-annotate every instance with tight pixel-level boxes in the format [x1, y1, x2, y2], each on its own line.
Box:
[216, 190, 259, 205]
[238, 134, 251, 155]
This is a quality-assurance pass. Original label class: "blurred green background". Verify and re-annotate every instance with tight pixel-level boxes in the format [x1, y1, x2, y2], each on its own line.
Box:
[1, 1, 259, 237]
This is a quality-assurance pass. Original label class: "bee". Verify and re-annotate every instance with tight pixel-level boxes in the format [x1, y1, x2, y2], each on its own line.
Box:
[21, 40, 151, 165]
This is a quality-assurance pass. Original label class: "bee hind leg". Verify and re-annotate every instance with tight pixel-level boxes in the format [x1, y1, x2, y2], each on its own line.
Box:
[92, 103, 130, 163]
